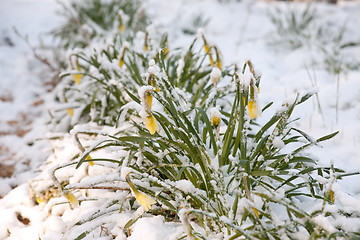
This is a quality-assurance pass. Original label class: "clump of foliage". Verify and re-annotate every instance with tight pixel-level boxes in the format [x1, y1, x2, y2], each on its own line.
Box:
[268, 2, 360, 75]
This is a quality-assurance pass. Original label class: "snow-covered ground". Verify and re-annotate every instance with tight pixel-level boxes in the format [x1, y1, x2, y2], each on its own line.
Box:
[1, 0, 360, 239]
[0, 0, 60, 190]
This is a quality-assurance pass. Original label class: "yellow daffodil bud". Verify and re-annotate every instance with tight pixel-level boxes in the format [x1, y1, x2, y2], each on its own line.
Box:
[161, 33, 169, 59]
[214, 46, 222, 70]
[73, 72, 82, 85]
[36, 196, 45, 204]
[248, 100, 258, 120]
[118, 10, 125, 33]
[144, 32, 149, 51]
[330, 190, 335, 204]
[144, 114, 159, 135]
[64, 191, 79, 208]
[135, 192, 157, 211]
[216, 58, 222, 70]
[163, 47, 169, 56]
[146, 92, 153, 110]
[248, 79, 260, 119]
[211, 115, 221, 127]
[119, 59, 124, 68]
[208, 51, 215, 67]
[138, 85, 159, 134]
[201, 33, 215, 67]
[72, 57, 82, 85]
[252, 207, 259, 218]
[67, 108, 74, 117]
[86, 155, 94, 166]
[119, 42, 129, 69]
[204, 44, 210, 54]
[125, 173, 156, 211]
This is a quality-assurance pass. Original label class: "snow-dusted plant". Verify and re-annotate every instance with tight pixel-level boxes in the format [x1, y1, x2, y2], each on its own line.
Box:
[52, 0, 148, 50]
[51, 28, 231, 131]
[268, 2, 360, 75]
[65, 51, 360, 239]
[268, 3, 317, 49]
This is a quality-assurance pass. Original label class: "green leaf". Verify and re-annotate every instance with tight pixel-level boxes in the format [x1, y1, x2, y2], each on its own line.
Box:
[316, 131, 339, 143]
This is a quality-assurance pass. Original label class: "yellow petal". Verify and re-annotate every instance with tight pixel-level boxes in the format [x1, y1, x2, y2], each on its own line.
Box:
[146, 93, 153, 110]
[67, 108, 74, 117]
[36, 197, 44, 204]
[136, 193, 156, 211]
[248, 100, 258, 120]
[86, 155, 94, 166]
[144, 115, 159, 135]
[216, 58, 222, 70]
[73, 73, 82, 85]
[252, 207, 259, 218]
[119, 59, 124, 68]
[204, 45, 210, 54]
[209, 55, 215, 67]
[330, 190, 335, 204]
[64, 192, 79, 208]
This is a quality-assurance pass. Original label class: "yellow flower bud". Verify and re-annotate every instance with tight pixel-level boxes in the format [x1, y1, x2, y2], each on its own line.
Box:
[119, 59, 124, 68]
[144, 114, 159, 135]
[216, 58, 222, 70]
[73, 72, 82, 85]
[146, 93, 153, 110]
[144, 32, 149, 51]
[64, 191, 79, 208]
[118, 43, 128, 69]
[86, 155, 94, 166]
[252, 207, 259, 218]
[248, 100, 258, 120]
[125, 173, 156, 211]
[120, 24, 124, 33]
[36, 196, 45, 204]
[72, 57, 82, 84]
[211, 115, 221, 127]
[214, 46, 222, 70]
[135, 192, 156, 211]
[330, 190, 335, 204]
[248, 79, 260, 119]
[67, 108, 74, 117]
[163, 48, 169, 56]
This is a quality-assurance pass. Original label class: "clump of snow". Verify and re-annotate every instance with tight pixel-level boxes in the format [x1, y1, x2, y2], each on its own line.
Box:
[148, 59, 160, 76]
[0, 182, 12, 197]
[210, 67, 221, 87]
[128, 216, 180, 240]
[176, 58, 184, 79]
[273, 137, 285, 149]
[175, 179, 196, 194]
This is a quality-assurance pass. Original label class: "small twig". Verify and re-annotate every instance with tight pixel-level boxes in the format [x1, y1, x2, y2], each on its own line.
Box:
[55, 0, 89, 46]
[237, 2, 252, 46]
[13, 27, 59, 73]
[70, 186, 130, 191]
[304, 63, 325, 126]
[335, 58, 343, 125]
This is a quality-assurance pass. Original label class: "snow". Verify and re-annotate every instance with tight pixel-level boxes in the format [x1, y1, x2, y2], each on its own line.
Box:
[1, 0, 360, 239]
[128, 216, 180, 240]
[210, 67, 221, 87]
